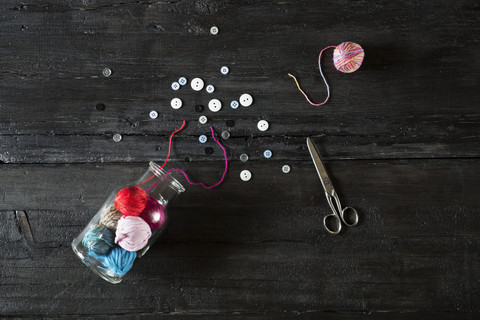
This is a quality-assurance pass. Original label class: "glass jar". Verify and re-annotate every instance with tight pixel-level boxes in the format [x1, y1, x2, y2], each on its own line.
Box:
[72, 161, 185, 284]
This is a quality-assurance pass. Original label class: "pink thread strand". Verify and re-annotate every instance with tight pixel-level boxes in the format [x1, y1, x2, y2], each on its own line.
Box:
[288, 45, 336, 106]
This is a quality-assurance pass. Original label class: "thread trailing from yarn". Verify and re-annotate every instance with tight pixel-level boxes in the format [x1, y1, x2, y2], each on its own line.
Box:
[82, 225, 115, 255]
[139, 197, 166, 230]
[137, 120, 186, 187]
[99, 204, 123, 231]
[114, 186, 148, 216]
[147, 126, 228, 191]
[115, 216, 152, 251]
[288, 42, 364, 106]
[90, 246, 137, 276]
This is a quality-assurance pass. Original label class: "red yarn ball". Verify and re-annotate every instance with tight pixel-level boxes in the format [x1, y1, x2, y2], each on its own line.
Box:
[114, 186, 148, 216]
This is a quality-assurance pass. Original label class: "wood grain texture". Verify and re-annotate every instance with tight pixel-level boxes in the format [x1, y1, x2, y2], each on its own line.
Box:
[1, 0, 480, 318]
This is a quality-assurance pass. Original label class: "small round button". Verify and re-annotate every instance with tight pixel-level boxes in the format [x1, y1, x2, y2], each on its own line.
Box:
[225, 120, 235, 127]
[206, 85, 215, 93]
[199, 115, 208, 124]
[171, 98, 183, 109]
[95, 103, 105, 111]
[240, 153, 249, 162]
[221, 131, 230, 139]
[199, 135, 207, 143]
[239, 93, 253, 107]
[178, 77, 187, 85]
[263, 150, 272, 158]
[113, 133, 122, 142]
[102, 68, 112, 77]
[257, 120, 269, 131]
[149, 110, 158, 119]
[230, 100, 239, 109]
[240, 170, 252, 182]
[208, 99, 222, 112]
[205, 147, 214, 155]
[191, 78, 204, 91]
[210, 26, 219, 35]
[195, 105, 204, 113]
[221, 66, 229, 74]
[171, 82, 180, 90]
[282, 165, 291, 173]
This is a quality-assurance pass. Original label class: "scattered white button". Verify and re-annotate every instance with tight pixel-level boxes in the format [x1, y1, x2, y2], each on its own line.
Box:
[170, 98, 183, 109]
[210, 26, 219, 35]
[257, 120, 269, 131]
[199, 135, 207, 143]
[282, 165, 291, 173]
[178, 77, 187, 86]
[221, 66, 229, 74]
[240, 170, 252, 181]
[113, 133, 122, 142]
[191, 78, 204, 91]
[102, 68, 112, 77]
[230, 100, 239, 109]
[206, 85, 215, 93]
[171, 82, 180, 90]
[149, 111, 158, 119]
[199, 115, 208, 124]
[239, 93, 253, 107]
[208, 99, 222, 112]
[263, 150, 272, 158]
[240, 153, 249, 162]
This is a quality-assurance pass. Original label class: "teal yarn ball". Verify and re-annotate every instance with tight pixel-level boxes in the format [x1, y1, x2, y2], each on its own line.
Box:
[82, 225, 115, 255]
[90, 246, 137, 276]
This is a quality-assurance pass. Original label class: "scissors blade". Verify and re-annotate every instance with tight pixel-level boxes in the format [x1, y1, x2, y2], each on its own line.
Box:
[306, 137, 334, 195]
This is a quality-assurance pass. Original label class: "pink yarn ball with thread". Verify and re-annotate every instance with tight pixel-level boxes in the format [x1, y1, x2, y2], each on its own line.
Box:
[139, 197, 166, 230]
[115, 216, 152, 252]
[333, 42, 365, 73]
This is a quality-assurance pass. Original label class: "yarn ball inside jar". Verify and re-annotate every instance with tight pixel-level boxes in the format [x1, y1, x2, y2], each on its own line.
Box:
[139, 197, 166, 230]
[82, 225, 115, 255]
[114, 186, 148, 216]
[333, 42, 365, 73]
[90, 246, 137, 276]
[99, 204, 123, 231]
[115, 216, 152, 251]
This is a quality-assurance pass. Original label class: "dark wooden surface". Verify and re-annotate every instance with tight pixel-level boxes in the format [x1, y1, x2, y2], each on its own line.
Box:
[1, 0, 480, 318]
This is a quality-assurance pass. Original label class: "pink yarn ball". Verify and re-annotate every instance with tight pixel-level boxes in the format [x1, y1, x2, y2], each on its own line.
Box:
[115, 216, 152, 252]
[139, 197, 166, 230]
[333, 42, 365, 73]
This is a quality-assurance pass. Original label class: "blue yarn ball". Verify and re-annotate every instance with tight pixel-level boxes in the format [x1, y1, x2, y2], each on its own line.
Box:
[82, 225, 115, 255]
[90, 246, 137, 276]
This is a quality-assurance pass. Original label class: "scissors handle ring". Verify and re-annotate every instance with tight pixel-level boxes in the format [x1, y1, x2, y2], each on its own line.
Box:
[340, 206, 359, 227]
[323, 213, 342, 235]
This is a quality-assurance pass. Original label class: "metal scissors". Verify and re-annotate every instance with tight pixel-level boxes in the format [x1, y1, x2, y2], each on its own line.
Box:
[307, 137, 359, 234]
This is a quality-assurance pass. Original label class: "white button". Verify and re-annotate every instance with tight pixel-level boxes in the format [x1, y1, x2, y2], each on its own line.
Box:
[240, 153, 249, 162]
[230, 100, 239, 109]
[191, 78, 204, 91]
[113, 133, 122, 142]
[208, 99, 222, 112]
[239, 93, 253, 107]
[149, 111, 158, 119]
[240, 170, 252, 181]
[206, 85, 215, 93]
[257, 120, 269, 131]
[178, 77, 187, 85]
[282, 165, 291, 173]
[263, 150, 272, 158]
[221, 66, 229, 74]
[210, 26, 219, 35]
[199, 116, 208, 124]
[221, 131, 230, 139]
[170, 98, 183, 109]
[199, 135, 207, 143]
[102, 68, 112, 77]
[171, 82, 180, 90]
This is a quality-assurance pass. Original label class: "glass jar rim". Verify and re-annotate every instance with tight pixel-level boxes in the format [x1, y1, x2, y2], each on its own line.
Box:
[148, 161, 185, 193]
